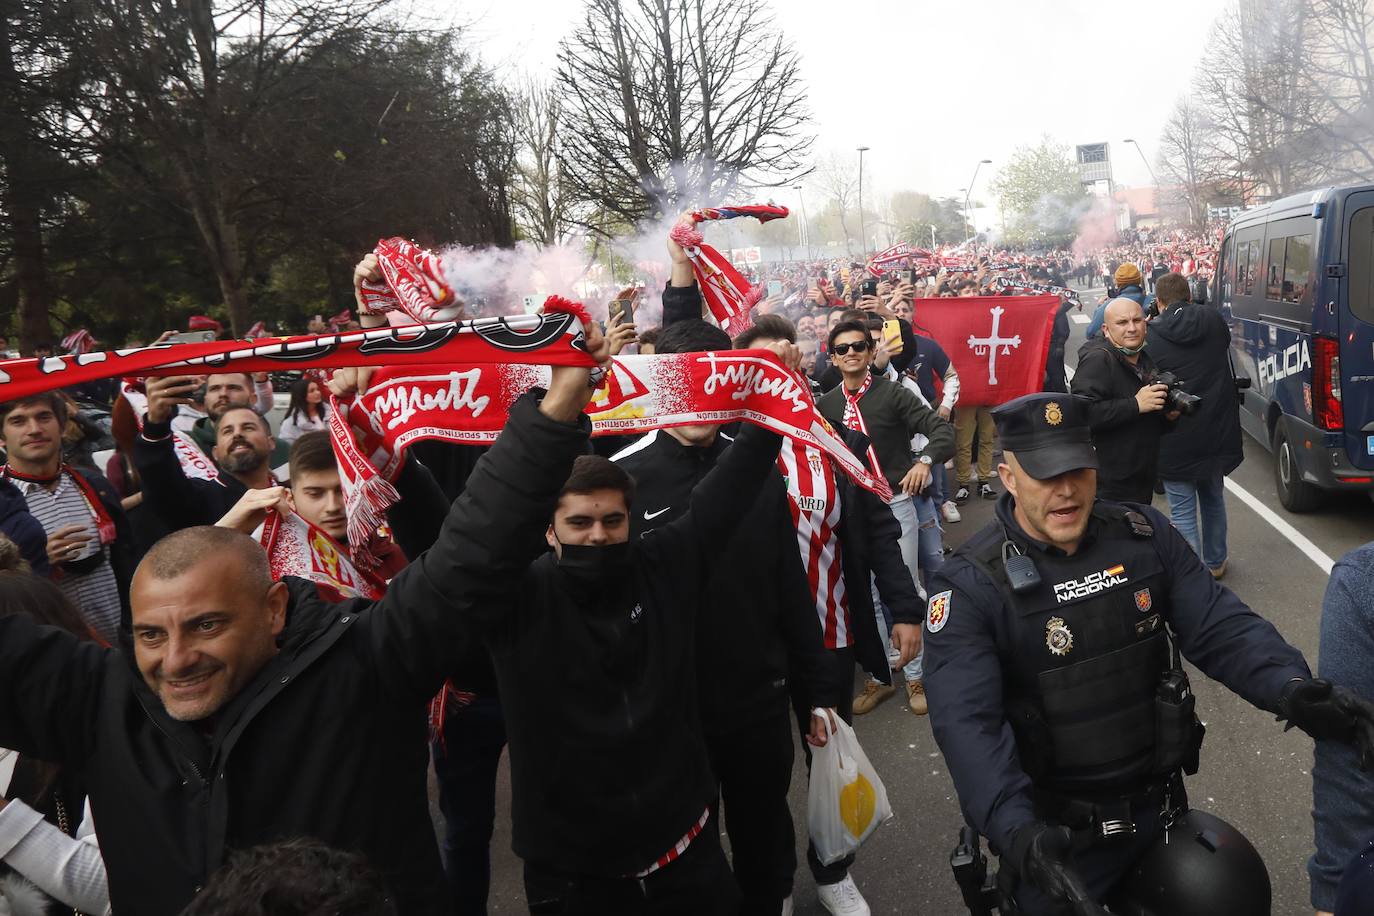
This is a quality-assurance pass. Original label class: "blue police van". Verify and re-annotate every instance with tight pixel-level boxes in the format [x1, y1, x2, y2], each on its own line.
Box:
[1216, 184, 1374, 510]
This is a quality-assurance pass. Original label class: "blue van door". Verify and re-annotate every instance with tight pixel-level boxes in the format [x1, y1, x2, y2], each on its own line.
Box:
[1340, 193, 1374, 475]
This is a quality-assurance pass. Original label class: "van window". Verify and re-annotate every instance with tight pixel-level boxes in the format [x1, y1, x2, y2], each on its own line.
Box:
[1283, 234, 1313, 305]
[1267, 238, 1285, 300]
[1241, 238, 1261, 295]
[1350, 207, 1374, 325]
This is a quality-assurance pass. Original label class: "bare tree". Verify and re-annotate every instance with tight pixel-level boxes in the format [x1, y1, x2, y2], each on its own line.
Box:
[812, 151, 857, 254]
[1191, 0, 1328, 199]
[512, 77, 571, 246]
[1156, 97, 1222, 229]
[1282, 0, 1374, 180]
[555, 0, 812, 228]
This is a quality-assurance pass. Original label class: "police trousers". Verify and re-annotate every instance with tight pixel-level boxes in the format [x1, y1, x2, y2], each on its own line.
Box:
[1008, 801, 1164, 916]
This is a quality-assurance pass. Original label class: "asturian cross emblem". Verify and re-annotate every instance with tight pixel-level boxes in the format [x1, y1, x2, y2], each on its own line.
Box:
[967, 306, 1022, 385]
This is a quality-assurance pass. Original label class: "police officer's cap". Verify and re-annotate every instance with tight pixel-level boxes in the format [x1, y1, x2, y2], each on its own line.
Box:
[991, 393, 1098, 480]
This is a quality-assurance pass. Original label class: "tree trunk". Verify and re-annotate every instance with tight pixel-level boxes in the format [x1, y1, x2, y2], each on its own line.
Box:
[0, 5, 55, 352]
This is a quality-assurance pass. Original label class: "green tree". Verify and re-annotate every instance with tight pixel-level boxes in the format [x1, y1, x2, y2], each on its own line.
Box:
[990, 137, 1090, 248]
[888, 191, 967, 248]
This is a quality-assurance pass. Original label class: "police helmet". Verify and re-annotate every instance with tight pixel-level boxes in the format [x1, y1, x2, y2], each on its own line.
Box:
[1110, 809, 1271, 916]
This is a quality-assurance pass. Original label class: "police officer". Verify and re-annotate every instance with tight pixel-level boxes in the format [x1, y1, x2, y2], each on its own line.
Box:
[924, 392, 1374, 916]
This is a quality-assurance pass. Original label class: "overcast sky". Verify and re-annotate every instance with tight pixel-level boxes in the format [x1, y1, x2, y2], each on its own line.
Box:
[431, 0, 1231, 217]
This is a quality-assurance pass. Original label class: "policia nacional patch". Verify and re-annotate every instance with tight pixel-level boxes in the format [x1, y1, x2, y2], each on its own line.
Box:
[1045, 616, 1073, 656]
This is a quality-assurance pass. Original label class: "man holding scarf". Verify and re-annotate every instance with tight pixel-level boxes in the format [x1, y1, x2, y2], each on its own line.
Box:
[1, 392, 136, 642]
[817, 320, 955, 718]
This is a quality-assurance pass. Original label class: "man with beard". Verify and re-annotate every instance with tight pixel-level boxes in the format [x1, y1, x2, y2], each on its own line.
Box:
[214, 431, 408, 583]
[133, 382, 280, 531]
[174, 372, 287, 470]
[1070, 298, 1177, 504]
[1, 392, 138, 642]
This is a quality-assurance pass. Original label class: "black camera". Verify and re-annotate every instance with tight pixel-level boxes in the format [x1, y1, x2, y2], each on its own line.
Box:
[1148, 370, 1202, 416]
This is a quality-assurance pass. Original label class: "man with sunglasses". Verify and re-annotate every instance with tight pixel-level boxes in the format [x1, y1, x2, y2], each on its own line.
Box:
[818, 320, 954, 717]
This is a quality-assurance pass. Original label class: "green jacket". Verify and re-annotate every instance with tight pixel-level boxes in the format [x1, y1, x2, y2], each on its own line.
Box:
[818, 373, 955, 491]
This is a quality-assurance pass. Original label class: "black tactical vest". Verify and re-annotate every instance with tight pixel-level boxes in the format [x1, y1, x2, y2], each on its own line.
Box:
[968, 503, 1174, 794]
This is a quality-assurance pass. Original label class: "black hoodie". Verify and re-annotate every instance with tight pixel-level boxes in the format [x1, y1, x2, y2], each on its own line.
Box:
[1147, 302, 1244, 481]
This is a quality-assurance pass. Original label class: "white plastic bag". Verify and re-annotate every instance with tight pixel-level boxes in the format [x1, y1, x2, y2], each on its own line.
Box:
[806, 708, 894, 865]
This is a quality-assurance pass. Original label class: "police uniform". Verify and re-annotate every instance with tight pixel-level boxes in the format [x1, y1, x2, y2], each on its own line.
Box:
[923, 393, 1311, 915]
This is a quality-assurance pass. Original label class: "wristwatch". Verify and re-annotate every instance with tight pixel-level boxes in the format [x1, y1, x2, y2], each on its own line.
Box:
[918, 454, 933, 466]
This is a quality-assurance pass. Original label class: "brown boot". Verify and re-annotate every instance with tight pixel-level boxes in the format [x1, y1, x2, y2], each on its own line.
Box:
[907, 680, 929, 716]
[853, 680, 897, 715]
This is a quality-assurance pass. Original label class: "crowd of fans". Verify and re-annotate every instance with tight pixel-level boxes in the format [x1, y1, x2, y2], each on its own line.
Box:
[0, 215, 1370, 916]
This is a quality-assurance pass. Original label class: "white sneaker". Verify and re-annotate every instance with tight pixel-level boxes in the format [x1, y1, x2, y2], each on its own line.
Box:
[781, 895, 794, 916]
[816, 873, 871, 916]
[941, 500, 962, 523]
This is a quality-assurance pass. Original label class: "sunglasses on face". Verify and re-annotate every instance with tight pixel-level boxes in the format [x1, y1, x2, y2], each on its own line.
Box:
[832, 340, 871, 356]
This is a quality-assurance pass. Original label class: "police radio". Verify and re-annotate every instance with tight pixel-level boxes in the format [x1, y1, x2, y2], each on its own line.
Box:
[1001, 539, 1041, 594]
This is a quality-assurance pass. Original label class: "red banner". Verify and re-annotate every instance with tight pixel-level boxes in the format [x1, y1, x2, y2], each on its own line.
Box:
[911, 295, 1058, 408]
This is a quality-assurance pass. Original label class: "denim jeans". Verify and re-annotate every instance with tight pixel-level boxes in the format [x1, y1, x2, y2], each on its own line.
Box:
[872, 493, 926, 682]
[930, 462, 948, 506]
[1162, 476, 1228, 570]
[432, 694, 507, 916]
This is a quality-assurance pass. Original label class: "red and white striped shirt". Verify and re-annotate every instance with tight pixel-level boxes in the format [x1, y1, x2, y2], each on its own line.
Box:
[778, 441, 850, 649]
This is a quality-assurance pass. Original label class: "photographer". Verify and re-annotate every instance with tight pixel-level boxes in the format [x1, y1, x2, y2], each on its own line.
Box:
[1070, 298, 1178, 504]
[1147, 272, 1242, 578]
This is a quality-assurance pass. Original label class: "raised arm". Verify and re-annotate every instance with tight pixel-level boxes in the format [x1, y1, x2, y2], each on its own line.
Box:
[133, 376, 227, 529]
[358, 325, 608, 699]
[0, 614, 105, 765]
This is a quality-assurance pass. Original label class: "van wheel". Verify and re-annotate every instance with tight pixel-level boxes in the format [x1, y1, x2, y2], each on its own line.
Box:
[1274, 426, 1324, 512]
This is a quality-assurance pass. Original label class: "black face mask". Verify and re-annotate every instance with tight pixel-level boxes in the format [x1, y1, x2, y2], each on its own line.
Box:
[555, 541, 631, 582]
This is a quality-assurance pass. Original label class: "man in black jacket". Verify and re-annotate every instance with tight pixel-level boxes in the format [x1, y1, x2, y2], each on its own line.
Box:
[613, 318, 840, 916]
[737, 315, 923, 915]
[1070, 298, 1178, 503]
[133, 376, 279, 531]
[1147, 273, 1242, 578]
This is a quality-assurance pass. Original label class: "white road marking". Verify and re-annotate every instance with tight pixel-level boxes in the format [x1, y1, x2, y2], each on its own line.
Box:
[1222, 477, 1335, 574]
[1070, 314, 1090, 325]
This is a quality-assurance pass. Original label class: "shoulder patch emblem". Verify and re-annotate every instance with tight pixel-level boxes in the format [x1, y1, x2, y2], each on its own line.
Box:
[927, 590, 952, 633]
[1134, 587, 1152, 613]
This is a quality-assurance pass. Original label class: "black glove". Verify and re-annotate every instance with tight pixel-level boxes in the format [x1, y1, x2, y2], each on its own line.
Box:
[1281, 678, 1374, 769]
[1010, 823, 1110, 916]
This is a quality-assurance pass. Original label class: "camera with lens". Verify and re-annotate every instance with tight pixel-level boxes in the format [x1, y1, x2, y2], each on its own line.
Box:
[1147, 370, 1202, 416]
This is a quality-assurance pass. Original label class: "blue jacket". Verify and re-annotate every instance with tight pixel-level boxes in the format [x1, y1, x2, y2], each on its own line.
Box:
[0, 477, 49, 576]
[1311, 542, 1374, 911]
[1086, 284, 1149, 338]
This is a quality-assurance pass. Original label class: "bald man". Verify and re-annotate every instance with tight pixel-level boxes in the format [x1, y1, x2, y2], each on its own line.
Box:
[1070, 297, 1178, 503]
[0, 337, 612, 915]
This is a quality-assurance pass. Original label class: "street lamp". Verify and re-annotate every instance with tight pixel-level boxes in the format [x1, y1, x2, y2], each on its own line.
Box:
[1122, 139, 1159, 186]
[964, 159, 992, 247]
[857, 146, 870, 258]
[794, 184, 809, 260]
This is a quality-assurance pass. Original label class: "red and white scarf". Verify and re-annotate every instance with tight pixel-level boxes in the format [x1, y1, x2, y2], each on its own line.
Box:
[61, 329, 95, 355]
[119, 382, 221, 482]
[0, 308, 594, 402]
[841, 374, 885, 482]
[670, 205, 788, 337]
[257, 509, 384, 601]
[328, 350, 894, 565]
[778, 442, 849, 649]
[364, 237, 464, 323]
[2, 465, 117, 546]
